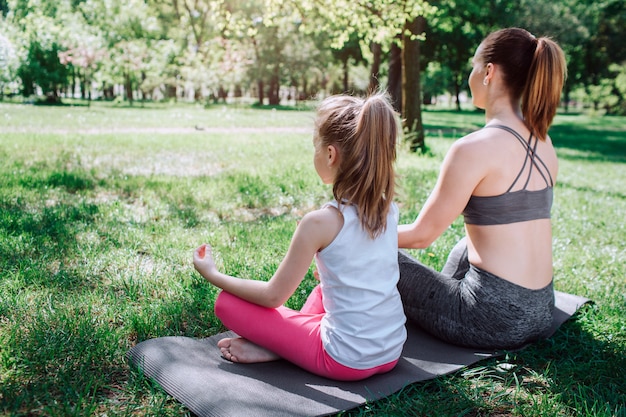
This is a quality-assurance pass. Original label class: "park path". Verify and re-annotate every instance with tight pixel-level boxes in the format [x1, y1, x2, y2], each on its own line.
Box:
[0, 126, 313, 135]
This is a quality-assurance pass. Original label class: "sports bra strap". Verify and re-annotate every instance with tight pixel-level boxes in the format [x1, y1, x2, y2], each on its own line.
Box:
[483, 125, 553, 191]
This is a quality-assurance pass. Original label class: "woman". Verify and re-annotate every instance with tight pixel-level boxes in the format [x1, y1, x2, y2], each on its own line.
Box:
[397, 27, 567, 349]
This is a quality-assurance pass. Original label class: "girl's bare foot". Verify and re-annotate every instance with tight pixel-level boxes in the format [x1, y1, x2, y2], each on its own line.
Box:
[217, 337, 280, 363]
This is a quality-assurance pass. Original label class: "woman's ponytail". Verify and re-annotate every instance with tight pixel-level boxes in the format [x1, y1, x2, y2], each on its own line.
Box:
[522, 37, 567, 140]
[478, 28, 567, 140]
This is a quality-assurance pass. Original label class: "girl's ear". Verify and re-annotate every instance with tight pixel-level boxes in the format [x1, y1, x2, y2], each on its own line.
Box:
[327, 145, 339, 167]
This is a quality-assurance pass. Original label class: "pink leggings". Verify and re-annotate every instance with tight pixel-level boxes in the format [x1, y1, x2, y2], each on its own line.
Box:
[214, 285, 398, 381]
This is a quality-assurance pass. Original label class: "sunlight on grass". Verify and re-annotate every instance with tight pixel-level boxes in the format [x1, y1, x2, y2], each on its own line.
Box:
[0, 102, 624, 416]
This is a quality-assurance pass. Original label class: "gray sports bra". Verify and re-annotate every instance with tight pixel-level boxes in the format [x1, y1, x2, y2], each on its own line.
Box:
[462, 125, 554, 226]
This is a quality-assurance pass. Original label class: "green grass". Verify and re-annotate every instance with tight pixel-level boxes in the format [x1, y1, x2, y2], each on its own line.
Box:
[0, 102, 624, 416]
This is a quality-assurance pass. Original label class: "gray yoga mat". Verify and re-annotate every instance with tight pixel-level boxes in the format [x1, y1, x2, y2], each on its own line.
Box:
[127, 290, 589, 417]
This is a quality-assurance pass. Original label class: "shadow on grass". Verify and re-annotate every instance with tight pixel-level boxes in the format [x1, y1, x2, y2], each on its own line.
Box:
[340, 306, 624, 416]
[556, 180, 626, 200]
[520, 306, 626, 416]
[1, 230, 221, 415]
[250, 102, 316, 111]
[423, 109, 485, 139]
[422, 110, 626, 164]
[0, 191, 99, 291]
[550, 122, 626, 163]
[0, 199, 97, 247]
[0, 166, 99, 290]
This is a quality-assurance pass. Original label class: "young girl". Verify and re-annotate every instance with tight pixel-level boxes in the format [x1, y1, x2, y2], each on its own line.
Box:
[193, 93, 407, 381]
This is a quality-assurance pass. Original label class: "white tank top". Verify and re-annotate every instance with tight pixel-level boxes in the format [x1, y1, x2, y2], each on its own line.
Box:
[316, 201, 407, 369]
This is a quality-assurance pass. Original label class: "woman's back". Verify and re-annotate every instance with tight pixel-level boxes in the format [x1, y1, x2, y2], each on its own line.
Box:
[463, 122, 558, 288]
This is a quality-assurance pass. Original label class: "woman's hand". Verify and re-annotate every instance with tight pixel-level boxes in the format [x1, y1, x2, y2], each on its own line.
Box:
[193, 243, 220, 283]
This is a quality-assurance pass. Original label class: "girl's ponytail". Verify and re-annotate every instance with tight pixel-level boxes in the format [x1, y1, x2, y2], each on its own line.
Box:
[350, 93, 398, 238]
[522, 37, 567, 140]
[315, 92, 398, 238]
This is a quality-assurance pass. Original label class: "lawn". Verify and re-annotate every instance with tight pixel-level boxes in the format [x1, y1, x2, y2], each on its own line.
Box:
[0, 101, 624, 416]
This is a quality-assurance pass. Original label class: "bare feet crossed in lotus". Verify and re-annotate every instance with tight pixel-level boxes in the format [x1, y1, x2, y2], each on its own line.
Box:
[217, 337, 280, 363]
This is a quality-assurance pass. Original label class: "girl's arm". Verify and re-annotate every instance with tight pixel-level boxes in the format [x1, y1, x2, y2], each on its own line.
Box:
[194, 207, 342, 308]
[398, 136, 486, 249]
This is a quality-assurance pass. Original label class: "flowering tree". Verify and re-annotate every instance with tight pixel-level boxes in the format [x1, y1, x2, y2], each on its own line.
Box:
[0, 32, 18, 97]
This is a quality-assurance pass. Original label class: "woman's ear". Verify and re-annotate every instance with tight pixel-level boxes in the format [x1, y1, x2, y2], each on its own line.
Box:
[484, 62, 495, 85]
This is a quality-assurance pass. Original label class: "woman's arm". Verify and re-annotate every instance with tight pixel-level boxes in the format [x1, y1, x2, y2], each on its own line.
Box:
[194, 207, 342, 308]
[398, 136, 486, 249]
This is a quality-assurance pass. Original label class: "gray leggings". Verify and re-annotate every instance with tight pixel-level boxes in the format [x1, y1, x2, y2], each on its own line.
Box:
[397, 238, 554, 350]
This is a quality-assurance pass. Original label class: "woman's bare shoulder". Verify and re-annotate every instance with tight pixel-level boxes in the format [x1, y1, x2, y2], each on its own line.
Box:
[446, 129, 496, 161]
[458, 127, 503, 146]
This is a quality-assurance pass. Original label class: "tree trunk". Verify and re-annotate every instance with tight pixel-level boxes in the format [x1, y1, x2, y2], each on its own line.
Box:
[86, 69, 91, 108]
[268, 64, 280, 105]
[301, 76, 308, 100]
[165, 84, 177, 101]
[125, 72, 133, 103]
[342, 58, 349, 93]
[141, 71, 147, 102]
[80, 69, 86, 100]
[257, 79, 264, 105]
[368, 42, 382, 93]
[70, 67, 76, 100]
[454, 73, 462, 111]
[387, 40, 402, 112]
[402, 16, 426, 152]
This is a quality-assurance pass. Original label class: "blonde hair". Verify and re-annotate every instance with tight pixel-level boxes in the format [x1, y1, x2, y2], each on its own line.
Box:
[479, 28, 567, 140]
[314, 92, 398, 238]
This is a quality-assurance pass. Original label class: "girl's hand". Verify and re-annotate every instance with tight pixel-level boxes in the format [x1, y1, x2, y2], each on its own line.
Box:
[193, 244, 219, 282]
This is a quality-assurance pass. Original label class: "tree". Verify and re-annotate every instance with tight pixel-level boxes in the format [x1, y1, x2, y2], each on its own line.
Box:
[76, 0, 163, 103]
[289, 0, 434, 151]
[579, 0, 626, 113]
[57, 22, 107, 103]
[17, 40, 68, 101]
[4, 0, 625, 119]
[331, 32, 365, 93]
[282, 28, 332, 101]
[387, 39, 402, 111]
[5, 0, 69, 101]
[422, 10, 479, 110]
[403, 16, 426, 151]
[220, 0, 332, 106]
[168, 0, 230, 100]
[0, 32, 18, 97]
[249, 22, 286, 105]
[610, 63, 626, 115]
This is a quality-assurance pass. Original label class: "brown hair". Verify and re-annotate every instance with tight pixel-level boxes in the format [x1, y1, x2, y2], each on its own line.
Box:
[314, 92, 398, 238]
[479, 27, 567, 140]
